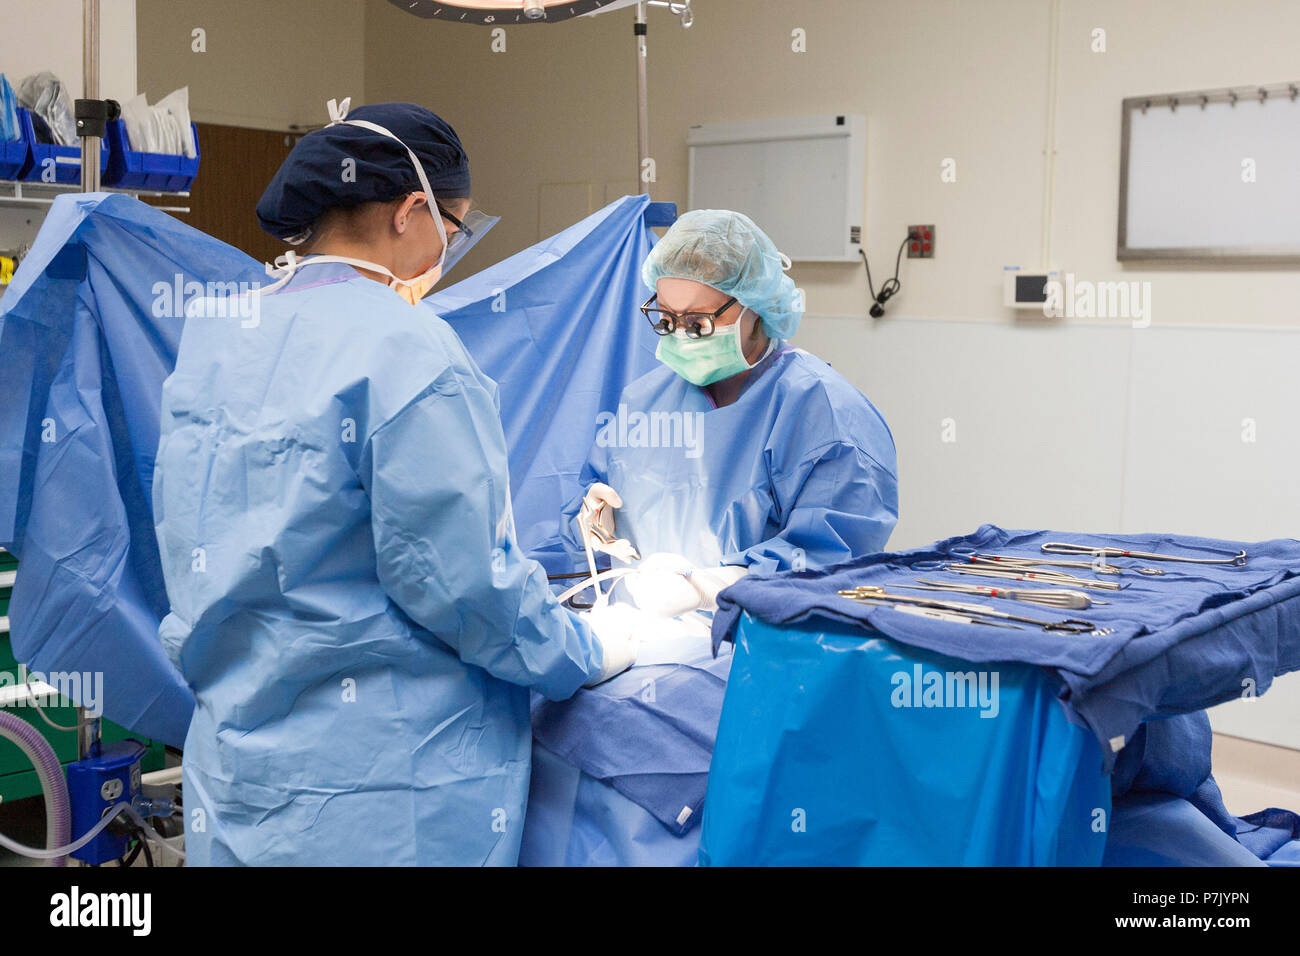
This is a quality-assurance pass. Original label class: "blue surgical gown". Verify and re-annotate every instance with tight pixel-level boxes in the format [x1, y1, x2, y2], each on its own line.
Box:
[522, 345, 899, 866]
[153, 262, 603, 866]
[559, 345, 900, 572]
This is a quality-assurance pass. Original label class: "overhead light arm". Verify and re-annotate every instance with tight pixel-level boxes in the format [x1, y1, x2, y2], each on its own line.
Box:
[387, 0, 696, 197]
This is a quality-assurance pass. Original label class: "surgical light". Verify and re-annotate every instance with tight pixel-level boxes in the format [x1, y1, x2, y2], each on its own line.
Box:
[390, 0, 634, 23]
[390, 1, 693, 26]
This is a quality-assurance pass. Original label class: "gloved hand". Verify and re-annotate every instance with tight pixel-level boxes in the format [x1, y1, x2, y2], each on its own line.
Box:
[576, 482, 639, 563]
[624, 554, 750, 617]
[582, 604, 646, 686]
[624, 552, 706, 618]
[685, 565, 750, 613]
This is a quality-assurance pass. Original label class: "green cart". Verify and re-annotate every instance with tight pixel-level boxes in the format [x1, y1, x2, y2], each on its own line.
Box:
[0, 549, 167, 803]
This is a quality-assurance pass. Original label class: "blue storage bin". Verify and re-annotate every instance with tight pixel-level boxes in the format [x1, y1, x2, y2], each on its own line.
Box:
[103, 118, 199, 191]
[0, 119, 28, 180]
[17, 108, 107, 184]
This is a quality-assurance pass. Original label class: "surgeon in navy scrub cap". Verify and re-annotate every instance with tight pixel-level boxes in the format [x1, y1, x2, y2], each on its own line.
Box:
[151, 101, 638, 866]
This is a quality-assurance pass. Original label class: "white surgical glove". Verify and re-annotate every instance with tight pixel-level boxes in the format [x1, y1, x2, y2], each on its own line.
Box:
[625, 554, 750, 617]
[685, 565, 750, 613]
[582, 604, 646, 686]
[624, 552, 706, 618]
[577, 482, 639, 563]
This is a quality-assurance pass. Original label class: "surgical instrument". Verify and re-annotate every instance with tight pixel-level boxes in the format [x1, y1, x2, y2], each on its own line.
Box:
[1041, 542, 1247, 567]
[581, 526, 605, 602]
[943, 563, 1124, 591]
[900, 579, 1100, 611]
[865, 600, 1026, 630]
[576, 496, 639, 603]
[959, 551, 1163, 577]
[837, 586, 1108, 634]
[555, 567, 639, 607]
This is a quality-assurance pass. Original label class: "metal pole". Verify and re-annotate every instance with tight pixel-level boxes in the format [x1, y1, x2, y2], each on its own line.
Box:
[81, 0, 101, 192]
[78, 0, 105, 765]
[635, 2, 650, 195]
[1039, 0, 1060, 268]
[76, 0, 105, 770]
[78, 711, 102, 760]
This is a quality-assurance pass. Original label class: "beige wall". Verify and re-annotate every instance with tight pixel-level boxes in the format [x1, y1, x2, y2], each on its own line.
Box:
[363, 0, 644, 270]
[0, 0, 137, 103]
[136, 0, 365, 130]
[363, 0, 1300, 328]
[1054, 0, 1300, 330]
[0, 0, 137, 255]
[360, 0, 1300, 750]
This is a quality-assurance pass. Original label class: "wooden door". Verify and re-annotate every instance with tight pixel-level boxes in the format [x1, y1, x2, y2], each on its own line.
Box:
[181, 124, 302, 266]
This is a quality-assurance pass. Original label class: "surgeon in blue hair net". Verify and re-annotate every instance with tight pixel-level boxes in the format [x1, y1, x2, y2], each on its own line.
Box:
[562, 208, 900, 601]
[153, 100, 638, 866]
[519, 211, 898, 868]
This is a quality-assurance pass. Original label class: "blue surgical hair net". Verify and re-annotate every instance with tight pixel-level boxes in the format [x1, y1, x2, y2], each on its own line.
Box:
[642, 209, 802, 340]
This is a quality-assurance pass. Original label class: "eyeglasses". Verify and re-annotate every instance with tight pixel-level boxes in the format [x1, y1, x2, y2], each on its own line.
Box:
[437, 204, 473, 257]
[641, 293, 738, 338]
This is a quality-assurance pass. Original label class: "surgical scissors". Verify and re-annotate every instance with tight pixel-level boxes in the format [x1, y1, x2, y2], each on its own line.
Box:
[837, 585, 1109, 634]
[868, 601, 1026, 630]
[942, 563, 1124, 591]
[900, 579, 1100, 610]
[1041, 542, 1247, 567]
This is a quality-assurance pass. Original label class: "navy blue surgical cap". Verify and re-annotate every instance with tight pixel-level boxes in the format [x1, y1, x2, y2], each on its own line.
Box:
[256, 102, 470, 242]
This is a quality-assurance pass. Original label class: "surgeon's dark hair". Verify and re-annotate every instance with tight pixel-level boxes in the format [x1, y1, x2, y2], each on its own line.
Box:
[302, 193, 469, 253]
[301, 196, 400, 253]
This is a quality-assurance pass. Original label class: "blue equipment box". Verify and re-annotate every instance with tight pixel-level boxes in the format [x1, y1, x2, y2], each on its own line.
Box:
[16, 108, 107, 185]
[66, 739, 147, 865]
[103, 118, 200, 191]
[0, 126, 27, 180]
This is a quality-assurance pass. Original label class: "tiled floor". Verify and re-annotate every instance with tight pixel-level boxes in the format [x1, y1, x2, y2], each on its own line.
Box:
[1211, 733, 1300, 816]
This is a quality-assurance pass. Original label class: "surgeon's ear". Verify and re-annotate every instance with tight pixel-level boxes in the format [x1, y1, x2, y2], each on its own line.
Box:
[392, 192, 426, 235]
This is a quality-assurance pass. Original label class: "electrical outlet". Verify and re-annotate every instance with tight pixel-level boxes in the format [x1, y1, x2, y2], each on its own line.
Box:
[907, 224, 935, 258]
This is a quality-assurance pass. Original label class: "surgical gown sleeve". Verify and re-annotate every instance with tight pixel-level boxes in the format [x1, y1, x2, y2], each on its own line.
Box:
[735, 440, 898, 574]
[366, 368, 603, 701]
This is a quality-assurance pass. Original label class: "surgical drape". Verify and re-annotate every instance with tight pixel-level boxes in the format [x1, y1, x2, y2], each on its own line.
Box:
[430, 195, 661, 563]
[0, 194, 262, 746]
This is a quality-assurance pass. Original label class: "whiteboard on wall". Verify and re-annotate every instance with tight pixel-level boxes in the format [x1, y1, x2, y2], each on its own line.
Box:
[687, 114, 865, 262]
[1118, 82, 1300, 262]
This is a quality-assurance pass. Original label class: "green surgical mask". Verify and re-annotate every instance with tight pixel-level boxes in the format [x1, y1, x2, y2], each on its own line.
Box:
[655, 318, 758, 387]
